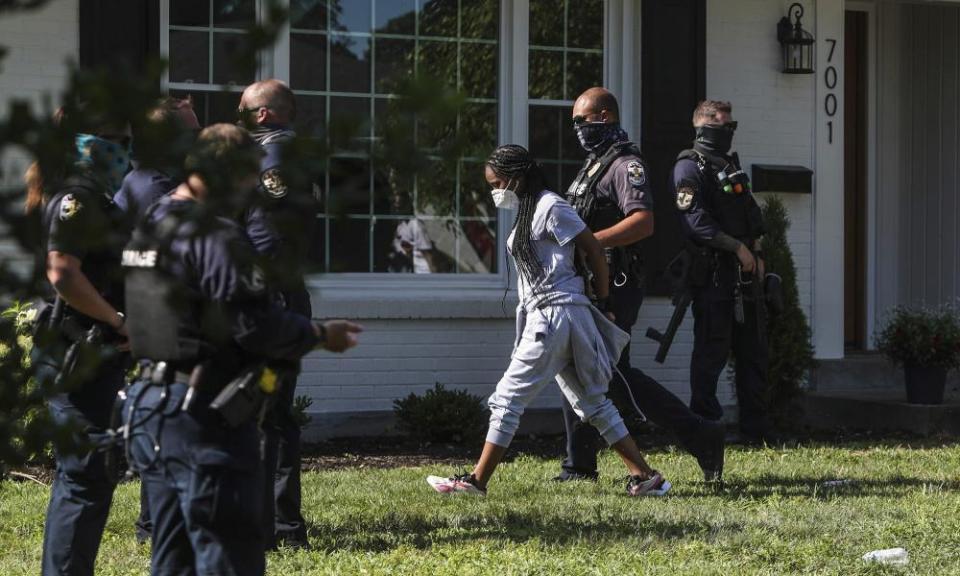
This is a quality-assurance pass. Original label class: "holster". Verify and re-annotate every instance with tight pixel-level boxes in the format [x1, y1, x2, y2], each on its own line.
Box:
[209, 364, 284, 428]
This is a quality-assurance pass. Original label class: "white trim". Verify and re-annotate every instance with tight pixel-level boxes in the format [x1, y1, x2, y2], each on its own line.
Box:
[813, 0, 846, 359]
[847, 0, 878, 349]
[269, 0, 290, 82]
[604, 0, 641, 138]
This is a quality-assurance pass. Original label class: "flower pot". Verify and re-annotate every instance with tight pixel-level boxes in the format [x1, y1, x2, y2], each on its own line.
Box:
[903, 363, 947, 405]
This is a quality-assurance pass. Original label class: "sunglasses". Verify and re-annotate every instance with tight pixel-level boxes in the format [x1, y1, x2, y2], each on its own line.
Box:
[96, 133, 132, 148]
[237, 106, 269, 120]
[572, 113, 603, 127]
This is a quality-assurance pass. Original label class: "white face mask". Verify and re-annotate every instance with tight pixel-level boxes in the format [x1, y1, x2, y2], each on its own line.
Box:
[491, 179, 520, 210]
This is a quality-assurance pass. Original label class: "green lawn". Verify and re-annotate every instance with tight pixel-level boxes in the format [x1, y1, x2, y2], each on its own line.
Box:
[2, 441, 960, 575]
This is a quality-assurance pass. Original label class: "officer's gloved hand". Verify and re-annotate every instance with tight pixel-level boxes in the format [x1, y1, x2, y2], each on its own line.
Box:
[315, 320, 363, 353]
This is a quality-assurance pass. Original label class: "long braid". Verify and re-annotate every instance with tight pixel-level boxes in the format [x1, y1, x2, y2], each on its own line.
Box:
[486, 145, 549, 292]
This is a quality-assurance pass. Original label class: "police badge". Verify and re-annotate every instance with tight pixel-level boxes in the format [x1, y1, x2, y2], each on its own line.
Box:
[627, 161, 645, 187]
[260, 168, 288, 198]
[676, 186, 695, 212]
[59, 194, 82, 221]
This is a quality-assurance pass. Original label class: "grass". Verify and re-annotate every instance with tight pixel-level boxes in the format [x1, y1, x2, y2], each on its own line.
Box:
[2, 440, 960, 575]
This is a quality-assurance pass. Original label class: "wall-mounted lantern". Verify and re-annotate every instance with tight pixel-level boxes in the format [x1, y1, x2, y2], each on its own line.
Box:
[777, 3, 815, 74]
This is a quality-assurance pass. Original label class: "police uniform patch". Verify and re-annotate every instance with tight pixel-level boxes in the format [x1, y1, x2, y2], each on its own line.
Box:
[676, 186, 695, 212]
[58, 194, 82, 221]
[241, 265, 266, 294]
[260, 168, 288, 198]
[627, 161, 646, 187]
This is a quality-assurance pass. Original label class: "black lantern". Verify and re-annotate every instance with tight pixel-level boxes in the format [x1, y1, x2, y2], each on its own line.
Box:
[777, 3, 815, 74]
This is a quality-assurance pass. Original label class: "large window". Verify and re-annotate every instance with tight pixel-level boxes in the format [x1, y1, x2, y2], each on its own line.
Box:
[528, 0, 604, 195]
[161, 0, 618, 285]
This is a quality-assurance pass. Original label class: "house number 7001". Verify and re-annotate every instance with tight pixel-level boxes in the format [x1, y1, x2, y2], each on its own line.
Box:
[825, 38, 838, 144]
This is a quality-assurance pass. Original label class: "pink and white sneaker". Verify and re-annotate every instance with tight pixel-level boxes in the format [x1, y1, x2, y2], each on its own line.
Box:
[626, 472, 672, 497]
[426, 472, 487, 496]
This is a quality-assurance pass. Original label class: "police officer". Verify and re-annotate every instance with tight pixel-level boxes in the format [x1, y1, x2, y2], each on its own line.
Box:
[114, 96, 200, 227]
[238, 79, 317, 549]
[122, 124, 360, 575]
[29, 105, 132, 575]
[113, 95, 200, 544]
[671, 100, 770, 442]
[557, 87, 725, 483]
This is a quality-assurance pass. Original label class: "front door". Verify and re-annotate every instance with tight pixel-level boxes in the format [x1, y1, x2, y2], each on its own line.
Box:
[844, 10, 868, 350]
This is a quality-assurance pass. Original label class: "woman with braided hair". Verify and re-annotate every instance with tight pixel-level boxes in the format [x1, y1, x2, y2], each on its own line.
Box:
[427, 145, 671, 497]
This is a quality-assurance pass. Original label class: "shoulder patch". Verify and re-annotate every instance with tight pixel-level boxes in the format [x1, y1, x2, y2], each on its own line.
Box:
[626, 161, 646, 187]
[241, 264, 266, 294]
[260, 168, 288, 199]
[59, 194, 82, 221]
[676, 186, 695, 212]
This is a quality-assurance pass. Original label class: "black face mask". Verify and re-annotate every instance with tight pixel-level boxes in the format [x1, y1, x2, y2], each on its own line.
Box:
[695, 123, 737, 156]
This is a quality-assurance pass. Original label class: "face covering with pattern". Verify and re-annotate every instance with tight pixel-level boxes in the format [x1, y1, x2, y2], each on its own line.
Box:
[76, 133, 131, 193]
[575, 122, 628, 154]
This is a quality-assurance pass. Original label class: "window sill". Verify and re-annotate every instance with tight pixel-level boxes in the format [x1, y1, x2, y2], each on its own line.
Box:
[307, 278, 519, 320]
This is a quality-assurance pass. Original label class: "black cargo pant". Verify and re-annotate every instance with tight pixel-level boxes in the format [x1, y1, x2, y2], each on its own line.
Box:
[689, 284, 770, 438]
[559, 280, 707, 477]
[261, 366, 306, 547]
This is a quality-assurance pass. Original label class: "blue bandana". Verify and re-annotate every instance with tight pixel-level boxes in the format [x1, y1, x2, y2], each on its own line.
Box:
[575, 122, 629, 154]
[75, 133, 131, 192]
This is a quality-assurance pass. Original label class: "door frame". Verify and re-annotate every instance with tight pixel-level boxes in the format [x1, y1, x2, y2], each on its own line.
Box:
[846, 1, 878, 350]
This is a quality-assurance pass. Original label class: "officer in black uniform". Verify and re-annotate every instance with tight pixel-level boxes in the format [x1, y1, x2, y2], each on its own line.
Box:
[121, 124, 360, 575]
[238, 79, 318, 549]
[557, 87, 725, 483]
[114, 96, 200, 227]
[671, 100, 770, 442]
[32, 107, 132, 576]
[113, 96, 200, 544]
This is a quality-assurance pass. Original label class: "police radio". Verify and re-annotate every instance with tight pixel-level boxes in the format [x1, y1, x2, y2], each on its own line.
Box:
[717, 152, 751, 195]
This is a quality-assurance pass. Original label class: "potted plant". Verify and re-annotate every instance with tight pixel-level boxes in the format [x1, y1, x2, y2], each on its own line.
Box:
[875, 305, 960, 404]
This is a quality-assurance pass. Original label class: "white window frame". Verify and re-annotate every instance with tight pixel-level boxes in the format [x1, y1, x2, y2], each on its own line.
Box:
[160, 0, 641, 318]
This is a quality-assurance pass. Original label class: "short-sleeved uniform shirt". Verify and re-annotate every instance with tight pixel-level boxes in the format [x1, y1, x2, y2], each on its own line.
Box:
[44, 174, 128, 315]
[508, 190, 588, 309]
[569, 145, 654, 234]
[113, 166, 178, 228]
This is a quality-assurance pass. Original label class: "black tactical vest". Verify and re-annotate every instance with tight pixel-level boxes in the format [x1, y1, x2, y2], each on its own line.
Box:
[565, 141, 643, 233]
[677, 148, 762, 241]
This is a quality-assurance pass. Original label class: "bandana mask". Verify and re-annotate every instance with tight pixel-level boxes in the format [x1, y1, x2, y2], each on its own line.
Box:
[76, 133, 131, 193]
[575, 122, 627, 153]
[694, 123, 736, 156]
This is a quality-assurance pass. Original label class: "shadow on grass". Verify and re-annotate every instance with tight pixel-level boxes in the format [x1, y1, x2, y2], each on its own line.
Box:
[303, 508, 742, 552]
[693, 474, 960, 500]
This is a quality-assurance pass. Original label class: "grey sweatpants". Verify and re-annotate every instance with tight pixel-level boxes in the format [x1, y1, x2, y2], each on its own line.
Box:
[486, 305, 629, 447]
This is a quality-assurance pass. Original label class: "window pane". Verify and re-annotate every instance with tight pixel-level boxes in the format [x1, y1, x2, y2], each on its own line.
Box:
[291, 0, 327, 30]
[330, 34, 371, 93]
[566, 51, 604, 101]
[305, 218, 327, 273]
[329, 217, 370, 272]
[171, 0, 210, 27]
[530, 0, 564, 47]
[213, 0, 255, 28]
[373, 163, 413, 215]
[375, 38, 415, 94]
[329, 157, 370, 215]
[295, 95, 327, 139]
[169, 31, 209, 83]
[291, 33, 327, 91]
[460, 220, 497, 273]
[329, 96, 370, 152]
[460, 102, 497, 157]
[420, 0, 457, 37]
[418, 40, 456, 88]
[567, 0, 604, 49]
[529, 105, 560, 159]
[417, 160, 455, 217]
[332, 0, 371, 33]
[208, 91, 242, 124]
[529, 49, 563, 100]
[375, 0, 415, 35]
[460, 43, 496, 99]
[461, 0, 497, 39]
[212, 32, 255, 85]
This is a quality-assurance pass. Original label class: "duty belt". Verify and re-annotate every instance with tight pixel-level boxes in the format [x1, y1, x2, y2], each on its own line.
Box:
[139, 361, 192, 385]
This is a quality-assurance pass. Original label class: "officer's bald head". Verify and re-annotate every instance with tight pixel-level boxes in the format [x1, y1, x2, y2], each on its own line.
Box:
[572, 87, 620, 123]
[240, 79, 296, 124]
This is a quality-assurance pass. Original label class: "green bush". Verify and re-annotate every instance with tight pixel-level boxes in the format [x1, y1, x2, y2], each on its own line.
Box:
[760, 195, 815, 430]
[874, 305, 960, 369]
[393, 383, 487, 444]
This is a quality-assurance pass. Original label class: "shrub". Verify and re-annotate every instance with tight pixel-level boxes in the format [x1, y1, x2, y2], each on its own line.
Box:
[874, 305, 960, 369]
[393, 383, 487, 444]
[292, 394, 313, 427]
[760, 195, 816, 429]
